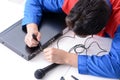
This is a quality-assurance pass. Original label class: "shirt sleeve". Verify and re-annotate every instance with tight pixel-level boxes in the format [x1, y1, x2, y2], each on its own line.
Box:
[78, 25, 120, 78]
[22, 0, 64, 28]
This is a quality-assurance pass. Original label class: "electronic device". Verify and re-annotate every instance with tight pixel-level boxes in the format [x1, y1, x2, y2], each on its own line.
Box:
[34, 63, 59, 79]
[0, 13, 66, 60]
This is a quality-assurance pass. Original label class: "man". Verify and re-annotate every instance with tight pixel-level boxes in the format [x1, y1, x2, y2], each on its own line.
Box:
[22, 0, 120, 78]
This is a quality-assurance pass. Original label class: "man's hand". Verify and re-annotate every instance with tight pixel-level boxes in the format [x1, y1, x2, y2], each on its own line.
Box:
[43, 48, 78, 67]
[24, 23, 41, 47]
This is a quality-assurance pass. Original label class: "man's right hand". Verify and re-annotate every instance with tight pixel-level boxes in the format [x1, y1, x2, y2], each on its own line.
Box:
[24, 23, 41, 47]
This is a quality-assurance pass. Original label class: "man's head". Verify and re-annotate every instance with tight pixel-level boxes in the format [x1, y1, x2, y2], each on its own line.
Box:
[65, 0, 111, 37]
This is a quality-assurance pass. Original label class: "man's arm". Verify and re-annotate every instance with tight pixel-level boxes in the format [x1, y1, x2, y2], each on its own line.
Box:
[22, 0, 41, 27]
[22, 0, 64, 47]
[78, 25, 120, 78]
[22, 0, 64, 28]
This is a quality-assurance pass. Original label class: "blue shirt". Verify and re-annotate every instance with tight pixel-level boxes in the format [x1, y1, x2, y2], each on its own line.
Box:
[22, 0, 64, 27]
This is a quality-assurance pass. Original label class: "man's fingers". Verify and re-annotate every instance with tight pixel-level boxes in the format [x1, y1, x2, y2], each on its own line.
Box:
[25, 37, 39, 47]
[43, 48, 52, 53]
[37, 32, 41, 41]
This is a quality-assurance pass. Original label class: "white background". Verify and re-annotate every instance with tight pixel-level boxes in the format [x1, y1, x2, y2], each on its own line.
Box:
[0, 0, 118, 80]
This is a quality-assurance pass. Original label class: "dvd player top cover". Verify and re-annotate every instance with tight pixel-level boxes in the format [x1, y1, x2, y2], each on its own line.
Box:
[0, 13, 66, 60]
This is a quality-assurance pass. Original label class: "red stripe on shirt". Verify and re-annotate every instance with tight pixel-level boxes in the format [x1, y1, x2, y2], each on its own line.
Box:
[62, 0, 78, 15]
[98, 0, 120, 38]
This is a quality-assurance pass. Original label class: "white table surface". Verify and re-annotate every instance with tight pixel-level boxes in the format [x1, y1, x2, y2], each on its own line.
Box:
[0, 1, 118, 80]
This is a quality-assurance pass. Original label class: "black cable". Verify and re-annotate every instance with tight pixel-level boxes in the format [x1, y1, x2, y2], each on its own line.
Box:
[56, 35, 107, 55]
[71, 36, 107, 55]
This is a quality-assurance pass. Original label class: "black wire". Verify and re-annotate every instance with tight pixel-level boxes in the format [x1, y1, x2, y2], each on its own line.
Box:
[73, 36, 107, 55]
[56, 35, 107, 55]
[84, 36, 93, 45]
